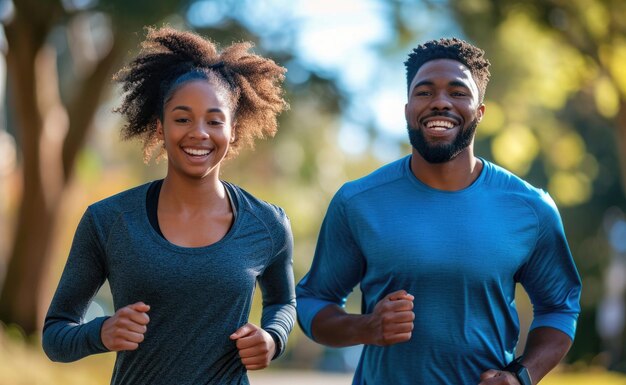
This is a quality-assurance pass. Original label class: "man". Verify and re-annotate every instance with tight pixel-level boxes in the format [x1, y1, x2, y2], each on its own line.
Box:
[296, 38, 581, 385]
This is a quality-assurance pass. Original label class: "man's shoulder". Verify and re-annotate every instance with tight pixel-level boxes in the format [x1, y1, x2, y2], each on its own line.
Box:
[338, 156, 409, 201]
[485, 160, 558, 214]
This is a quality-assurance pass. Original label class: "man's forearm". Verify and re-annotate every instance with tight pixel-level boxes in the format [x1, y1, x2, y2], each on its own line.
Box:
[310, 291, 415, 347]
[310, 304, 372, 347]
[520, 327, 573, 384]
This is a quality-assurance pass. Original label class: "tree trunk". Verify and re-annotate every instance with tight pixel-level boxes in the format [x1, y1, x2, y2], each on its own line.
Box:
[0, 9, 126, 335]
[0, 11, 59, 335]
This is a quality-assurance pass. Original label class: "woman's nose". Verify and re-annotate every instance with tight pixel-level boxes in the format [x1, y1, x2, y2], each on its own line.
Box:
[188, 121, 210, 139]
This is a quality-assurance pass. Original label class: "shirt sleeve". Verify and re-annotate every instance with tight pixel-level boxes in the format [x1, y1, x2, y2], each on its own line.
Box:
[42, 209, 110, 362]
[258, 208, 296, 359]
[516, 195, 582, 341]
[295, 189, 366, 341]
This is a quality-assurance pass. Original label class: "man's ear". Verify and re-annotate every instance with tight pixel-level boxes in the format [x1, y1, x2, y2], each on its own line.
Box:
[476, 104, 486, 123]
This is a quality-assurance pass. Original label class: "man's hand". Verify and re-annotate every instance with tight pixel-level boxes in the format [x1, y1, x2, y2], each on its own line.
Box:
[364, 290, 415, 346]
[101, 302, 150, 351]
[478, 369, 521, 385]
[230, 323, 276, 370]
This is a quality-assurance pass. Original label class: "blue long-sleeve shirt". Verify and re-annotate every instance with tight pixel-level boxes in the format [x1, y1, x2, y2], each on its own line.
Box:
[43, 181, 295, 385]
[297, 156, 581, 385]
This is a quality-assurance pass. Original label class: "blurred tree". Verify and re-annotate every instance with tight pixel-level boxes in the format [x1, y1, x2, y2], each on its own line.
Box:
[0, 0, 190, 334]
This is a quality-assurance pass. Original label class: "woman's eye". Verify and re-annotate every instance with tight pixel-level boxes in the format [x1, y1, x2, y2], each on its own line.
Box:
[208, 120, 224, 125]
[175, 118, 190, 123]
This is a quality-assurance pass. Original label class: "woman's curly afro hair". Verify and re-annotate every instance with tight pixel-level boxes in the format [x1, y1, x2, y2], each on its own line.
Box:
[113, 26, 289, 162]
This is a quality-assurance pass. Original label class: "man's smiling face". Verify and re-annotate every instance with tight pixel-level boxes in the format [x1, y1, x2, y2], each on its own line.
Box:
[405, 59, 485, 163]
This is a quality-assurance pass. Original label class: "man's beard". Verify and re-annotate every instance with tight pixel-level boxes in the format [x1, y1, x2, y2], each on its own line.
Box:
[407, 118, 478, 164]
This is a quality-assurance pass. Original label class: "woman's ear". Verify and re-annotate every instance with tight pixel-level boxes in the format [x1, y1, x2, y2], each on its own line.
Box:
[230, 122, 237, 143]
[156, 120, 164, 140]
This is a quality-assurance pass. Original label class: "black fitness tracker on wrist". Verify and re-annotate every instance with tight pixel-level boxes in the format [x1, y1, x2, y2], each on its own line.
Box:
[503, 356, 532, 385]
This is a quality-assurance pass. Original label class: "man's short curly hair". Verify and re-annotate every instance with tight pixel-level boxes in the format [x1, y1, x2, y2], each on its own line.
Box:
[113, 26, 289, 162]
[404, 38, 491, 102]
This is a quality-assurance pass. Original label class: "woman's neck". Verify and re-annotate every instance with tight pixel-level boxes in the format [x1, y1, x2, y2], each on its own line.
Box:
[159, 172, 227, 212]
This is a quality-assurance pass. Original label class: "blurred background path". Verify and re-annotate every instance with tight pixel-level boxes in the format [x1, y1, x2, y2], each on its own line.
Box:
[249, 370, 353, 385]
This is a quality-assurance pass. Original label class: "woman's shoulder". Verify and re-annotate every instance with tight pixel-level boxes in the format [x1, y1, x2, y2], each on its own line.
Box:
[224, 181, 288, 224]
[87, 181, 153, 218]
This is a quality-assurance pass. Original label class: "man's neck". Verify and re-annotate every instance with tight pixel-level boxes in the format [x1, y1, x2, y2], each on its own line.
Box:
[409, 148, 483, 191]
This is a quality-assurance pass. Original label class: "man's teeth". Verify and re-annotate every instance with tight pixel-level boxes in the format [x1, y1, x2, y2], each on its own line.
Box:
[184, 148, 210, 156]
[426, 120, 455, 130]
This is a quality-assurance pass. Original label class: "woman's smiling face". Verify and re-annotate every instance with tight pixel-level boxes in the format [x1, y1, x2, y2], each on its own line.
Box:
[157, 79, 235, 180]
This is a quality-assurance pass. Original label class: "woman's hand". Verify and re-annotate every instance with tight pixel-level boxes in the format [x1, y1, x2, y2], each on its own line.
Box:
[101, 302, 150, 351]
[230, 323, 276, 370]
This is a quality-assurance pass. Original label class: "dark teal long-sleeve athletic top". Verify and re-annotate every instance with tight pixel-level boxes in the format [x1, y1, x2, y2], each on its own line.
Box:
[297, 156, 581, 385]
[43, 181, 295, 385]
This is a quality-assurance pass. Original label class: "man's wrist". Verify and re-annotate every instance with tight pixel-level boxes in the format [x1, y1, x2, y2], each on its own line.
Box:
[355, 313, 378, 345]
[503, 356, 532, 385]
[332, 312, 374, 346]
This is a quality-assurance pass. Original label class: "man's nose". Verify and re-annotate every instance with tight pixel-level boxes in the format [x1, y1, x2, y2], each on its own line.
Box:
[430, 92, 453, 110]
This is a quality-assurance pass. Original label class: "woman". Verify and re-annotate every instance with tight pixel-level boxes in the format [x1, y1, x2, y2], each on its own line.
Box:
[42, 27, 295, 385]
